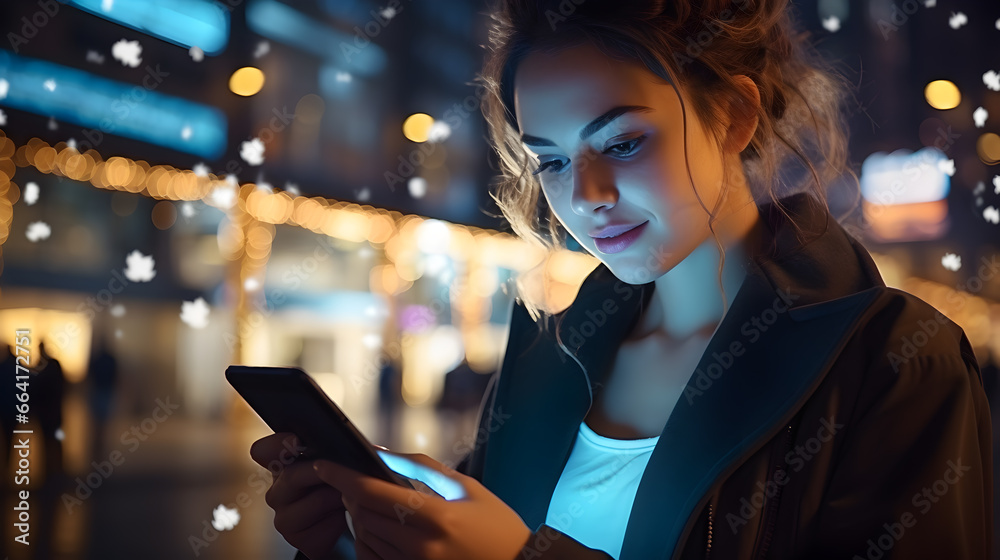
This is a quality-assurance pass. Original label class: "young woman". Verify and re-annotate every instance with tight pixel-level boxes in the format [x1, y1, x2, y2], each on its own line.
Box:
[250, 0, 993, 558]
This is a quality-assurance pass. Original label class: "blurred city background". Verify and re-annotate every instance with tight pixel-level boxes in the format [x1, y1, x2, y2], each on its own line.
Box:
[0, 0, 998, 558]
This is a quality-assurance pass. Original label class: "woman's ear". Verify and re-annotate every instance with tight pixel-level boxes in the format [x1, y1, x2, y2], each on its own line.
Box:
[722, 75, 761, 154]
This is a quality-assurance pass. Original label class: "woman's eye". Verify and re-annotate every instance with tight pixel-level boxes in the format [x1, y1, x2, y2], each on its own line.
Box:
[606, 135, 646, 156]
[530, 135, 646, 176]
[531, 160, 565, 176]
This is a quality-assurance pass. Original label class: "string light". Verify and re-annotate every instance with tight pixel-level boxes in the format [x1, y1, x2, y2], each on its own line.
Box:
[0, 136, 548, 272]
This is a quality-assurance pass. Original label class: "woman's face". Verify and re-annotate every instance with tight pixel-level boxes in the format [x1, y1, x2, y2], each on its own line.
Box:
[513, 42, 741, 285]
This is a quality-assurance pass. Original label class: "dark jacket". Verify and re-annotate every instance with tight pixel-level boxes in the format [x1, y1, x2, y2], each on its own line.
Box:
[291, 192, 992, 560]
[454, 192, 993, 559]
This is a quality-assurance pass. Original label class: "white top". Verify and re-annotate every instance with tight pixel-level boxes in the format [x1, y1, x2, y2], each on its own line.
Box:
[543, 420, 660, 559]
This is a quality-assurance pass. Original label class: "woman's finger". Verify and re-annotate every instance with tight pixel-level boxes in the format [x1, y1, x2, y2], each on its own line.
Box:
[266, 460, 334, 508]
[250, 432, 301, 467]
[352, 505, 427, 556]
[314, 460, 444, 528]
[355, 536, 384, 560]
[284, 518, 345, 560]
[272, 485, 345, 537]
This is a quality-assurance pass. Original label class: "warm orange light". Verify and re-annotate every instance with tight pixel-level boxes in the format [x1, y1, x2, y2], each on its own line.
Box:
[976, 132, 1000, 165]
[924, 80, 961, 110]
[402, 113, 434, 143]
[34, 146, 57, 172]
[229, 67, 265, 96]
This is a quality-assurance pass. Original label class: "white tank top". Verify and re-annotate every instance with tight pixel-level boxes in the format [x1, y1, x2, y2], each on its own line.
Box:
[543, 419, 660, 559]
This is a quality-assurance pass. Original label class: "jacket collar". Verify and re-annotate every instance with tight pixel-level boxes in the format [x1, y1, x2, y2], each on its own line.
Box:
[482, 192, 887, 559]
[556, 191, 886, 396]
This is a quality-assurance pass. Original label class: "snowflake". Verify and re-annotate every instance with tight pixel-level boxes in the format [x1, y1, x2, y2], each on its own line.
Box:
[180, 297, 210, 329]
[984, 206, 1000, 224]
[26, 221, 51, 242]
[984, 70, 1000, 92]
[379, 6, 397, 20]
[427, 121, 451, 143]
[940, 253, 961, 271]
[947, 11, 967, 30]
[123, 249, 156, 282]
[240, 137, 265, 166]
[210, 185, 236, 208]
[111, 39, 142, 68]
[408, 177, 427, 198]
[973, 107, 987, 128]
[24, 182, 39, 205]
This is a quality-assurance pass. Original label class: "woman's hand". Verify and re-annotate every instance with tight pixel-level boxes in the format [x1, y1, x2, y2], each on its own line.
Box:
[250, 432, 348, 560]
[313, 450, 533, 560]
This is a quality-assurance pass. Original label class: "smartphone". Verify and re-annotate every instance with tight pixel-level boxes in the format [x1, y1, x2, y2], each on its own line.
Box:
[225, 365, 423, 491]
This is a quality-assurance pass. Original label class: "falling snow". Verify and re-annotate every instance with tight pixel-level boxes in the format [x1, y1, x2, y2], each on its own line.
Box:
[26, 221, 51, 242]
[24, 182, 39, 205]
[240, 137, 265, 166]
[124, 250, 156, 282]
[112, 39, 142, 68]
[941, 253, 961, 271]
[180, 297, 211, 329]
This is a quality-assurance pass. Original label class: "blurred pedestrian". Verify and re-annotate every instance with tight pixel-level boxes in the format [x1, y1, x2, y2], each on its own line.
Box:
[87, 334, 119, 459]
[33, 341, 66, 478]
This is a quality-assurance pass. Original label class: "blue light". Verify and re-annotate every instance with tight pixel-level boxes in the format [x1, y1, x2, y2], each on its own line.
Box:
[860, 147, 951, 205]
[64, 0, 230, 54]
[318, 64, 356, 99]
[375, 449, 468, 501]
[0, 50, 227, 159]
[246, 0, 386, 76]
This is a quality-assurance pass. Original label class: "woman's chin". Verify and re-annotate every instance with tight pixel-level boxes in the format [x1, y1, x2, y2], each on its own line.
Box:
[603, 262, 661, 286]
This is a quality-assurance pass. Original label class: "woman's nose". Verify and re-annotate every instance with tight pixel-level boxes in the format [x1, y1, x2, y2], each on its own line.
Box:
[570, 160, 617, 216]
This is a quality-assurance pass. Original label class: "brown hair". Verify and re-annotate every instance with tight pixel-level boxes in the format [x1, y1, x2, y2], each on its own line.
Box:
[475, 0, 862, 334]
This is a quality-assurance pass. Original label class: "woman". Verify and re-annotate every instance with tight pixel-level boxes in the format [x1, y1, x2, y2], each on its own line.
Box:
[250, 0, 993, 558]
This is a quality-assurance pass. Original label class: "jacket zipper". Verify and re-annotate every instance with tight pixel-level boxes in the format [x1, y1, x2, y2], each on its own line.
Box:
[705, 502, 714, 559]
[753, 423, 795, 560]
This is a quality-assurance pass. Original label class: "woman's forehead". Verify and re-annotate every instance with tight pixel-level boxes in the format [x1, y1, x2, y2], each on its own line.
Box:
[515, 45, 646, 105]
[513, 47, 676, 141]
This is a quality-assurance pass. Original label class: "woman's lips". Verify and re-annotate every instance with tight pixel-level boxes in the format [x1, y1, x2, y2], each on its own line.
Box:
[593, 221, 648, 254]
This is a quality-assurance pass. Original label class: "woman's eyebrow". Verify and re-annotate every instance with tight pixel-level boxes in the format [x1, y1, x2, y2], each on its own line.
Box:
[520, 105, 654, 148]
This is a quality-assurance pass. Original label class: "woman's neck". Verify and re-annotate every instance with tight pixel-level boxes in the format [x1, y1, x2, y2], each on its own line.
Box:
[629, 197, 762, 345]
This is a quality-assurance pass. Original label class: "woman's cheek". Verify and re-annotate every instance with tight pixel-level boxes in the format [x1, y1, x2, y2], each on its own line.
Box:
[541, 177, 570, 202]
